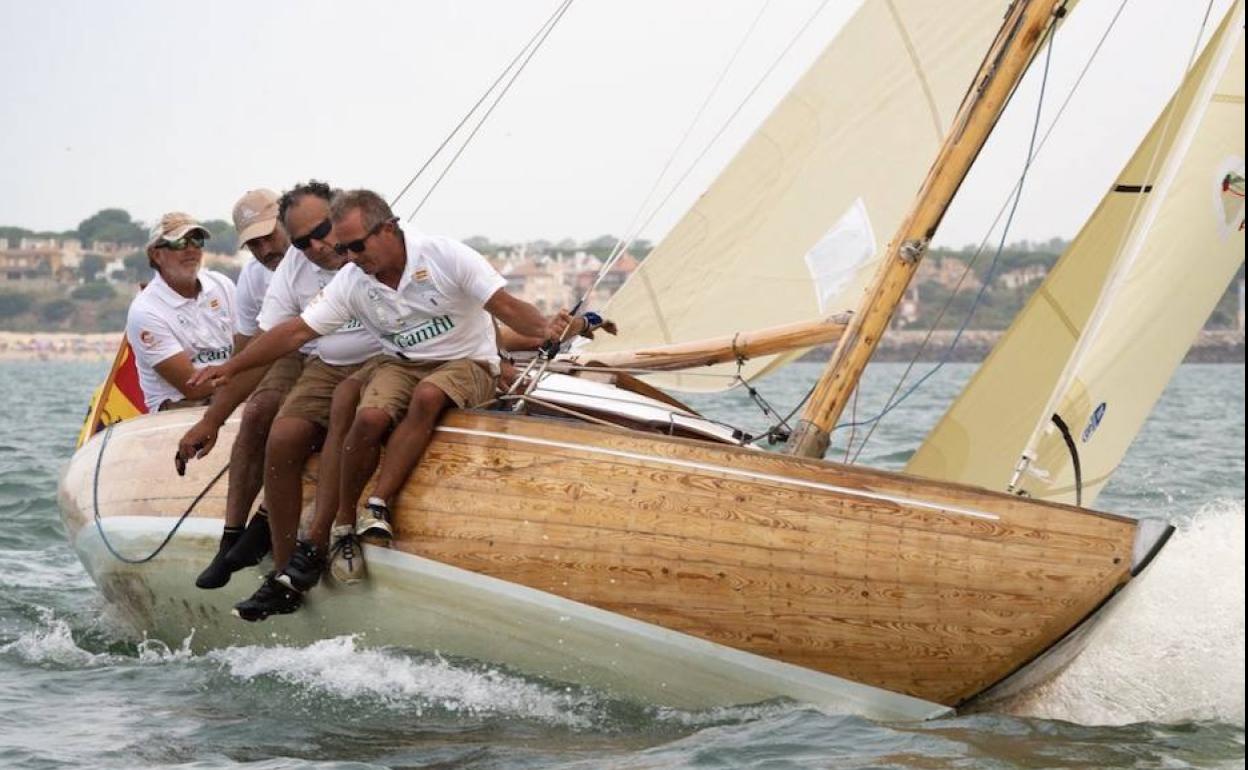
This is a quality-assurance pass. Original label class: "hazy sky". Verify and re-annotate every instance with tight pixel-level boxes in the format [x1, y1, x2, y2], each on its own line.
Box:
[0, 0, 1234, 248]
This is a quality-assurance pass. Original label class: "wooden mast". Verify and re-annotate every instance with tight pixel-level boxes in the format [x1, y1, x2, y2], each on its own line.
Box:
[788, 0, 1067, 459]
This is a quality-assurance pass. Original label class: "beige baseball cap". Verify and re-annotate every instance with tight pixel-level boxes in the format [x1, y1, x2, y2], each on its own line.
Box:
[232, 188, 280, 244]
[147, 212, 209, 248]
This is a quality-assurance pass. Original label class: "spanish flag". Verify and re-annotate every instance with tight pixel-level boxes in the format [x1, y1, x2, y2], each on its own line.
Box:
[76, 336, 148, 448]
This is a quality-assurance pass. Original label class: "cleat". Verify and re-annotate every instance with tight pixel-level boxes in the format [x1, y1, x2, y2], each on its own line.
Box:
[274, 539, 325, 592]
[356, 497, 394, 541]
[329, 526, 367, 584]
[224, 508, 272, 567]
[232, 572, 302, 622]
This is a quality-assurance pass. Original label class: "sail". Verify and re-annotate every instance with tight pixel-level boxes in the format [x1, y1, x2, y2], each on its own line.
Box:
[907, 4, 1245, 505]
[584, 0, 1007, 391]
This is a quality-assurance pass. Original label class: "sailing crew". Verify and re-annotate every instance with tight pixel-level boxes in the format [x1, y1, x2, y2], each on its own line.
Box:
[230, 181, 384, 622]
[188, 189, 572, 617]
[126, 212, 236, 414]
[174, 189, 299, 590]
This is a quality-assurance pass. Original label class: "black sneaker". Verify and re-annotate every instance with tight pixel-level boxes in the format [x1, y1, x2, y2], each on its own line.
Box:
[232, 572, 302, 622]
[356, 497, 394, 541]
[224, 508, 272, 567]
[274, 540, 325, 593]
[195, 528, 243, 589]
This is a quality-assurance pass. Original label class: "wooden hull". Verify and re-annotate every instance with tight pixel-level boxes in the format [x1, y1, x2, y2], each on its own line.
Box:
[59, 407, 1165, 718]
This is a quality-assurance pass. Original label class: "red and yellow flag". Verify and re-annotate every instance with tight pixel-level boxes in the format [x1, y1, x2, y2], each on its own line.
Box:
[76, 336, 147, 448]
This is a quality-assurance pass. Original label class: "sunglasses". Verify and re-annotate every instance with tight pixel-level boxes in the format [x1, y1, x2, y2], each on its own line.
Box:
[157, 234, 206, 251]
[334, 218, 396, 256]
[291, 218, 332, 251]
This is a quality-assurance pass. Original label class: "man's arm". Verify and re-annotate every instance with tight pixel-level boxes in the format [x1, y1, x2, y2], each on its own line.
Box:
[484, 290, 566, 341]
[153, 354, 217, 402]
[187, 317, 318, 389]
[175, 332, 272, 461]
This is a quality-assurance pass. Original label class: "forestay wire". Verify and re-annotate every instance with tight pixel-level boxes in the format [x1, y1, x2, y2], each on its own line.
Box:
[390, 0, 576, 217]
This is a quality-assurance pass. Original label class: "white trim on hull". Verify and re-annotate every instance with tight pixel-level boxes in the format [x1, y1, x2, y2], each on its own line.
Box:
[72, 515, 951, 721]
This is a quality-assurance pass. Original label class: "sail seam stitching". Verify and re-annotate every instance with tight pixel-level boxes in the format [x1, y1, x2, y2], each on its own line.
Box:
[884, 0, 943, 139]
[438, 426, 1000, 520]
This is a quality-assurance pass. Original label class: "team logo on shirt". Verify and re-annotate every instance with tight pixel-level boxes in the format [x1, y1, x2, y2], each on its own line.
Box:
[413, 268, 430, 282]
[139, 330, 156, 347]
[384, 315, 455, 349]
[366, 287, 384, 303]
[208, 298, 221, 310]
[192, 346, 233, 365]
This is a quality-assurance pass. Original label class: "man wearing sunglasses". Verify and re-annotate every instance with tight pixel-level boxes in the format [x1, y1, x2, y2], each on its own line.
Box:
[126, 212, 237, 414]
[189, 188, 572, 618]
[174, 189, 305, 592]
[229, 180, 384, 622]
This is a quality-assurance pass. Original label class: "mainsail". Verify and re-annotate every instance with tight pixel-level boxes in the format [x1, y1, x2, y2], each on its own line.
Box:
[907, 2, 1245, 505]
[584, 0, 1007, 391]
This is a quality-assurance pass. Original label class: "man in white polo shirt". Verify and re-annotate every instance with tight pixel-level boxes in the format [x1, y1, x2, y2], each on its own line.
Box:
[189, 189, 570, 614]
[229, 181, 384, 622]
[126, 212, 236, 413]
[175, 189, 302, 591]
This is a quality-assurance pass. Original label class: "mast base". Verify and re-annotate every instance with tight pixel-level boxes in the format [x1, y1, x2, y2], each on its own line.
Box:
[787, 420, 831, 459]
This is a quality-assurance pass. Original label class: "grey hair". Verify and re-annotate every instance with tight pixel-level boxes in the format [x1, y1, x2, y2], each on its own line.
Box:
[329, 189, 394, 231]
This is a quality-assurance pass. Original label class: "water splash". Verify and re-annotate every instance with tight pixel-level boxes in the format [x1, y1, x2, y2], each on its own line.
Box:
[1005, 500, 1246, 726]
[208, 635, 601, 726]
[0, 607, 109, 668]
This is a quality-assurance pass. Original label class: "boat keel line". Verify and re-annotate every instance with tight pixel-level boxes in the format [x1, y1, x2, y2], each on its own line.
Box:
[436, 426, 1001, 521]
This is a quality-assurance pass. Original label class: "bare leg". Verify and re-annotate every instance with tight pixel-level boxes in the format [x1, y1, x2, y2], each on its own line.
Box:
[224, 388, 283, 526]
[370, 383, 450, 505]
[337, 407, 392, 524]
[307, 378, 362, 549]
[262, 417, 323, 571]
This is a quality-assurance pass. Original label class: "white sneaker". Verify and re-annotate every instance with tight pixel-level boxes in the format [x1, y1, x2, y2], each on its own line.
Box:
[329, 525, 367, 585]
[356, 497, 394, 541]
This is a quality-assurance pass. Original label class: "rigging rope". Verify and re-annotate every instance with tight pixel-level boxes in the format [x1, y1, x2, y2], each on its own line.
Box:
[92, 423, 229, 565]
[390, 0, 575, 219]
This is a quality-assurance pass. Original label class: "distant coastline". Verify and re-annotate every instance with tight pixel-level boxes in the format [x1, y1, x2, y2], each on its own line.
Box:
[2, 329, 1243, 364]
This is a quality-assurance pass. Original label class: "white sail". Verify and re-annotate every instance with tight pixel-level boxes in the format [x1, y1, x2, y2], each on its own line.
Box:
[907, 3, 1245, 505]
[584, 0, 1007, 391]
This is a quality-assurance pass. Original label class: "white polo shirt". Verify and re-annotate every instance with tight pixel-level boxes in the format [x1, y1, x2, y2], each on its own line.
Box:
[301, 230, 505, 365]
[126, 270, 237, 412]
[257, 248, 381, 366]
[234, 256, 277, 337]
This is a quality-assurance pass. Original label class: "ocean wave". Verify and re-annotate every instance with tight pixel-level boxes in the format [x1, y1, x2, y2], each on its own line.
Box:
[1003, 499, 1246, 727]
[0, 607, 112, 668]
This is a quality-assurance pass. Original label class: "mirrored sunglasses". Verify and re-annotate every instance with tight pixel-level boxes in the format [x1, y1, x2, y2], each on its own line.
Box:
[158, 233, 206, 251]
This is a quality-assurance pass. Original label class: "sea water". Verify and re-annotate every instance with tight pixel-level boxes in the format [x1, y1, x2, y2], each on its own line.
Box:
[0, 361, 1242, 769]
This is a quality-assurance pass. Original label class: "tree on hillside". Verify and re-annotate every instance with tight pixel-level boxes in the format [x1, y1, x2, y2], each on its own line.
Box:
[79, 253, 106, 281]
[202, 219, 238, 255]
[77, 209, 146, 246]
[123, 252, 154, 284]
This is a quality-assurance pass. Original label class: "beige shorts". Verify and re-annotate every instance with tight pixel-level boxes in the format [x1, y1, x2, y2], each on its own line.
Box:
[252, 352, 305, 398]
[276, 358, 367, 428]
[350, 356, 496, 423]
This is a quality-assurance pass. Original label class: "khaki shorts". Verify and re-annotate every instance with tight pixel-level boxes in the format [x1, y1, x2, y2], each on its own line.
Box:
[252, 352, 305, 398]
[276, 357, 367, 428]
[350, 356, 496, 423]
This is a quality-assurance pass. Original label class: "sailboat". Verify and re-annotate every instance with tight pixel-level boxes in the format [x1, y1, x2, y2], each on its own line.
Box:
[57, 0, 1244, 721]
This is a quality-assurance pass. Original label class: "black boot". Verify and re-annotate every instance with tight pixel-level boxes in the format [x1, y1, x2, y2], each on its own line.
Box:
[195, 527, 244, 589]
[275, 539, 326, 592]
[223, 508, 272, 567]
[233, 572, 303, 622]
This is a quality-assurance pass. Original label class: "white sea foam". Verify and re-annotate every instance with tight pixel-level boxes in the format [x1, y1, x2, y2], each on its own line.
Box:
[0, 607, 108, 667]
[1005, 500, 1246, 727]
[208, 635, 597, 725]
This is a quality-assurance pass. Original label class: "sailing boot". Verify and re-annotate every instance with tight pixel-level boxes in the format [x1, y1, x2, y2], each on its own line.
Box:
[233, 572, 303, 622]
[195, 525, 244, 589]
[356, 497, 394, 542]
[329, 525, 367, 584]
[275, 539, 326, 592]
[223, 507, 272, 567]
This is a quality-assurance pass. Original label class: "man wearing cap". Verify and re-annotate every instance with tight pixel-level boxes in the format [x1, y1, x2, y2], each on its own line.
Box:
[175, 189, 301, 590]
[126, 212, 237, 414]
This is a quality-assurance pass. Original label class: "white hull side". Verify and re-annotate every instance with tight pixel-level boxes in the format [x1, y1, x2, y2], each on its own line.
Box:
[70, 515, 950, 721]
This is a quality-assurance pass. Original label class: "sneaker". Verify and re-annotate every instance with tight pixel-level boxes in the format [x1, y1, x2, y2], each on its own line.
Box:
[356, 497, 394, 541]
[329, 526, 367, 584]
[195, 527, 243, 589]
[224, 508, 272, 567]
[275, 539, 325, 592]
[232, 572, 302, 622]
